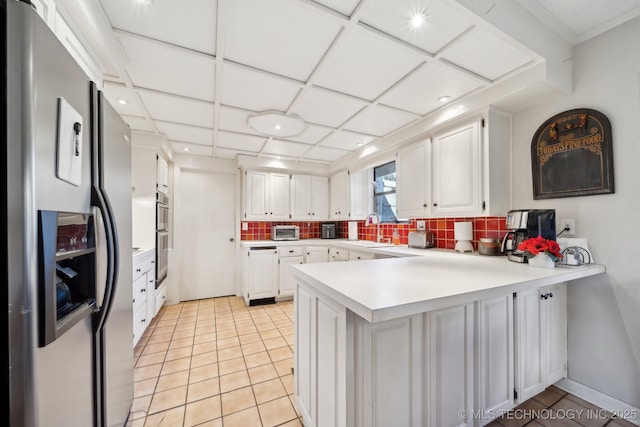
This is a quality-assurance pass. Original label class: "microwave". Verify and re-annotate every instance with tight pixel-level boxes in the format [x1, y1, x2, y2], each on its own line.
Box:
[271, 225, 300, 241]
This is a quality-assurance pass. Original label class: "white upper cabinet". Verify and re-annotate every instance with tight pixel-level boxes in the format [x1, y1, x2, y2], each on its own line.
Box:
[431, 120, 481, 216]
[349, 168, 372, 220]
[396, 107, 511, 218]
[156, 155, 169, 195]
[330, 170, 350, 220]
[290, 174, 329, 221]
[244, 171, 290, 220]
[396, 140, 430, 218]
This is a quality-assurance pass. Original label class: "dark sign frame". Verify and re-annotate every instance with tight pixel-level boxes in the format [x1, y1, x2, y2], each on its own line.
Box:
[531, 108, 614, 199]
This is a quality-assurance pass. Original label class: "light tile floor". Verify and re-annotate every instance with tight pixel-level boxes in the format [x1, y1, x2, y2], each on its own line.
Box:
[127, 296, 637, 427]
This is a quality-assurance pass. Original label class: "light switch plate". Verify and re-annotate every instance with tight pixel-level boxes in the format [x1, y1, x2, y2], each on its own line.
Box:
[242, 222, 248, 231]
[56, 97, 83, 186]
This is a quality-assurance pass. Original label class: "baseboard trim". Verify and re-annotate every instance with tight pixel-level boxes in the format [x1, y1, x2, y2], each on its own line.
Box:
[555, 378, 640, 426]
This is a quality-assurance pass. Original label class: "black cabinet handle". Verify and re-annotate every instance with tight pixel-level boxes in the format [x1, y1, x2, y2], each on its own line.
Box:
[433, 203, 438, 207]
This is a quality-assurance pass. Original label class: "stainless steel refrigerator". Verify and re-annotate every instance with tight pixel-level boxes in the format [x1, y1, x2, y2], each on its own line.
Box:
[3, 1, 134, 426]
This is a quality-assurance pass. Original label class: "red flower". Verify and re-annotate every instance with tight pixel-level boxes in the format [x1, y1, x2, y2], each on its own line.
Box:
[518, 235, 563, 259]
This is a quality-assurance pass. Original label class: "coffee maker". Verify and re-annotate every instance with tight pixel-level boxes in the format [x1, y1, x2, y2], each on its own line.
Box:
[502, 209, 556, 263]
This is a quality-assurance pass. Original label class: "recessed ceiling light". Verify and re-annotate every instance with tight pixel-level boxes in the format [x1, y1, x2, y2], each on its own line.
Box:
[438, 95, 451, 103]
[273, 124, 282, 130]
[410, 13, 425, 28]
[356, 142, 364, 147]
[117, 98, 128, 105]
[183, 147, 189, 152]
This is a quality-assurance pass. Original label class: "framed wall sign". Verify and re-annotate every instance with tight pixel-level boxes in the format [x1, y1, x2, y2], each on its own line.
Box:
[531, 108, 614, 199]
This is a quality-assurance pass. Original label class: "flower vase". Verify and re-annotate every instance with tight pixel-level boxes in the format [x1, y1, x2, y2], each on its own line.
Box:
[527, 252, 555, 268]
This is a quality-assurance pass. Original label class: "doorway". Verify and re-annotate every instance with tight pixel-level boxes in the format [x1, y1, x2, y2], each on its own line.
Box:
[177, 169, 236, 300]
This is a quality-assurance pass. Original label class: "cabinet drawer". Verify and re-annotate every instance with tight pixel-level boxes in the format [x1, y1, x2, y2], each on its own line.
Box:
[132, 274, 147, 314]
[133, 304, 148, 346]
[133, 254, 155, 282]
[279, 246, 304, 257]
[155, 286, 167, 316]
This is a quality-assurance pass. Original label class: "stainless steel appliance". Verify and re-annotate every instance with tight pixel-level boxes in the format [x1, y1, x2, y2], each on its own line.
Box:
[502, 209, 556, 263]
[4, 2, 134, 425]
[156, 192, 169, 287]
[271, 225, 300, 241]
[408, 230, 435, 248]
[321, 222, 337, 239]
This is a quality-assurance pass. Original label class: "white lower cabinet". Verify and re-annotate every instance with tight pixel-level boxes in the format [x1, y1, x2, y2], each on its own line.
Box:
[348, 250, 374, 261]
[245, 247, 279, 304]
[305, 246, 329, 263]
[515, 282, 566, 403]
[132, 250, 155, 347]
[329, 247, 348, 262]
[278, 246, 304, 299]
[295, 279, 567, 427]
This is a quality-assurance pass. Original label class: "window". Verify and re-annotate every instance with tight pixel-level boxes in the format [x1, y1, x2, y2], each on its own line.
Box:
[373, 161, 399, 222]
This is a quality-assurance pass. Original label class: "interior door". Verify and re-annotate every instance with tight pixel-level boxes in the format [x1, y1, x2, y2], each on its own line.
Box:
[179, 170, 236, 300]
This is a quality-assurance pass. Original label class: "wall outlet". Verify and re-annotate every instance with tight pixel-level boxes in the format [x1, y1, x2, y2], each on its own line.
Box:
[560, 219, 575, 236]
[416, 220, 426, 230]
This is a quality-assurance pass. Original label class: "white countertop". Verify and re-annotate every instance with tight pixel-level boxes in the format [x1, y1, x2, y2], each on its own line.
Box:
[291, 249, 605, 323]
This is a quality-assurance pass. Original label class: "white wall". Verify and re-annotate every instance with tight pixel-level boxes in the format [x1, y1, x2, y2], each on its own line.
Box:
[511, 17, 640, 405]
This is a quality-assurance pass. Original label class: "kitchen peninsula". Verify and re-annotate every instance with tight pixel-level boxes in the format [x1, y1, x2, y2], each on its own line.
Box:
[291, 250, 605, 427]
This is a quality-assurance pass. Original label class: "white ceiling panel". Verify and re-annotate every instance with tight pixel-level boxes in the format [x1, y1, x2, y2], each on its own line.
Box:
[171, 142, 213, 157]
[100, 0, 217, 55]
[102, 81, 147, 117]
[216, 131, 267, 152]
[122, 115, 155, 133]
[379, 63, 483, 115]
[220, 63, 302, 112]
[218, 106, 263, 136]
[156, 122, 214, 147]
[319, 130, 376, 151]
[359, 0, 474, 54]
[263, 140, 313, 157]
[138, 90, 215, 128]
[289, 87, 367, 127]
[283, 124, 332, 144]
[440, 29, 533, 81]
[301, 146, 351, 162]
[313, 28, 424, 100]
[117, 33, 215, 101]
[224, 0, 342, 81]
[216, 147, 252, 160]
[344, 105, 419, 136]
[310, 0, 360, 16]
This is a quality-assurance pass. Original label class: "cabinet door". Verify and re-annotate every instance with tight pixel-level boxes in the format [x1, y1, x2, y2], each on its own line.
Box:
[429, 303, 474, 427]
[543, 282, 566, 385]
[350, 169, 372, 220]
[330, 170, 350, 220]
[245, 171, 269, 220]
[156, 155, 169, 195]
[269, 173, 290, 220]
[515, 283, 566, 403]
[248, 249, 278, 300]
[432, 121, 481, 216]
[290, 174, 312, 220]
[311, 176, 329, 220]
[306, 246, 329, 263]
[329, 247, 348, 262]
[397, 141, 430, 218]
[478, 295, 514, 422]
[279, 256, 304, 297]
[348, 250, 374, 261]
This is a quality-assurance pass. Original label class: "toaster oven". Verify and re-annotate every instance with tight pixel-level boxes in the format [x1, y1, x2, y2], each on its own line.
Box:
[271, 225, 300, 241]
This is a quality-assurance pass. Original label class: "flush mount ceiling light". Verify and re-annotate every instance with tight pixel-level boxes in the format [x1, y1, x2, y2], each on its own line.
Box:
[247, 110, 306, 138]
[410, 13, 425, 28]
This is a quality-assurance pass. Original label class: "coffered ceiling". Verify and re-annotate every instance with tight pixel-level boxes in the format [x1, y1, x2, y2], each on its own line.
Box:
[92, 0, 640, 165]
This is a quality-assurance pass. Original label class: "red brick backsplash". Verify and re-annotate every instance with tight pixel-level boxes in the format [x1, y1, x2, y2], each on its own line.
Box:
[240, 217, 508, 250]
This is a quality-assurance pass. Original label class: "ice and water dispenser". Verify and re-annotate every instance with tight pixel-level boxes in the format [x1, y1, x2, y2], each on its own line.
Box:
[38, 211, 97, 346]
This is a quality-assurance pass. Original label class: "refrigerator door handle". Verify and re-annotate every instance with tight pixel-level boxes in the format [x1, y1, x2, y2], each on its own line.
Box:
[91, 185, 118, 331]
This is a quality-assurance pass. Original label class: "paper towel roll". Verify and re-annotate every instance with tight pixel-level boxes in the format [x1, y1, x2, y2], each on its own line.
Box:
[348, 221, 358, 241]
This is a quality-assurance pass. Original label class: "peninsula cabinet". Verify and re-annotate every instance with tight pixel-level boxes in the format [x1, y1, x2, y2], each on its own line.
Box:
[515, 282, 567, 403]
[243, 171, 290, 221]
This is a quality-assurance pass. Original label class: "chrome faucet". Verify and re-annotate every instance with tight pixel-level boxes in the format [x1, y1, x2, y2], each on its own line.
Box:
[366, 212, 382, 242]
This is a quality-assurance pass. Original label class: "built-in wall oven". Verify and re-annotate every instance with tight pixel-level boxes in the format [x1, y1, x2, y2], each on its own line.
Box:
[156, 192, 169, 288]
